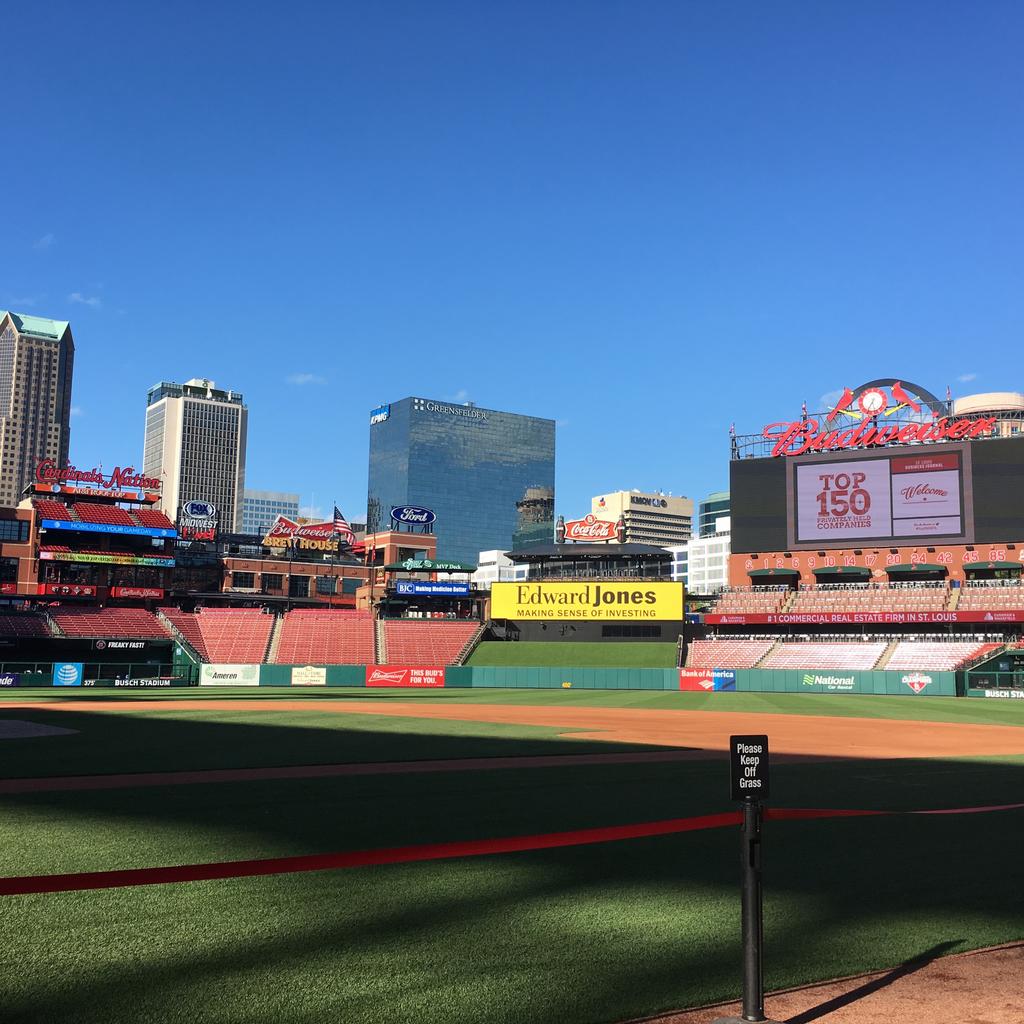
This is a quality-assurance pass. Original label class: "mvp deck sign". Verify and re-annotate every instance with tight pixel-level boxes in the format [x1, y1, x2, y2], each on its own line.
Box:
[730, 734, 769, 801]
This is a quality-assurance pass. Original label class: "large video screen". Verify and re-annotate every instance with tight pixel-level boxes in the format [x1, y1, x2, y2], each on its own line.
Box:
[729, 436, 1024, 554]
[789, 447, 972, 548]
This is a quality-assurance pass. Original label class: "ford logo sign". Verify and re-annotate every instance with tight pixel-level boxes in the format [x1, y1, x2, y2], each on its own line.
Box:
[182, 500, 217, 520]
[391, 505, 436, 525]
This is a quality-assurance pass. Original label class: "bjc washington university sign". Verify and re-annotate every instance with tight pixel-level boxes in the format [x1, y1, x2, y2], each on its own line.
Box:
[491, 582, 684, 621]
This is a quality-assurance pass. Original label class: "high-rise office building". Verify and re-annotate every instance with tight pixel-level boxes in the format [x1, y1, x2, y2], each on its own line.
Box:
[367, 397, 555, 564]
[698, 491, 730, 538]
[0, 312, 74, 507]
[242, 489, 300, 536]
[143, 378, 247, 530]
[590, 490, 693, 547]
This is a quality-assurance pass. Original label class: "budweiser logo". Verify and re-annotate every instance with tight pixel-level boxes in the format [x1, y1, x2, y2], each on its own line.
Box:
[265, 516, 336, 541]
[763, 416, 996, 457]
[899, 483, 948, 502]
[367, 669, 407, 684]
[35, 458, 162, 492]
[563, 514, 617, 541]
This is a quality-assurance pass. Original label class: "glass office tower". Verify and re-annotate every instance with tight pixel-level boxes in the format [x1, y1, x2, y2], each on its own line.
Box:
[367, 398, 555, 564]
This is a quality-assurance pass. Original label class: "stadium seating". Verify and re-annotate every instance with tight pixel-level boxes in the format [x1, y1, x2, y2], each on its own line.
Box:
[72, 503, 137, 527]
[161, 608, 273, 663]
[788, 586, 949, 614]
[132, 508, 175, 530]
[33, 499, 75, 521]
[957, 584, 1024, 611]
[382, 620, 482, 665]
[51, 607, 170, 639]
[0, 612, 52, 638]
[273, 610, 375, 664]
[160, 609, 209, 659]
[687, 638, 776, 669]
[759, 641, 887, 671]
[885, 641, 1001, 672]
[710, 589, 790, 615]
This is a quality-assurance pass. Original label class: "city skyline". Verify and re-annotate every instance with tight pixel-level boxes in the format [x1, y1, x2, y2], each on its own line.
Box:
[5, 6, 1024, 521]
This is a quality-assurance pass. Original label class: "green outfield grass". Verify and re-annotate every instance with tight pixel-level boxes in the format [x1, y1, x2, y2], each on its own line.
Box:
[1, 693, 1023, 1023]
[466, 640, 679, 666]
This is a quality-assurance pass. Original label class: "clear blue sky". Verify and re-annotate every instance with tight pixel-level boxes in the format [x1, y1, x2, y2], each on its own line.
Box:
[5, 2, 1023, 523]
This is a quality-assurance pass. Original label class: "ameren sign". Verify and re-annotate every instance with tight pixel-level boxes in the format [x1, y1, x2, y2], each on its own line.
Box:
[491, 582, 684, 621]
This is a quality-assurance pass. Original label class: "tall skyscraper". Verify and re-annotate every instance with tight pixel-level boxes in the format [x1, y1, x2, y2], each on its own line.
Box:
[143, 378, 248, 531]
[0, 312, 75, 507]
[242, 489, 300, 536]
[367, 397, 555, 564]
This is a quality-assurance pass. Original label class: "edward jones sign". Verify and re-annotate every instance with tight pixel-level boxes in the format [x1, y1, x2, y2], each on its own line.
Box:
[490, 582, 684, 620]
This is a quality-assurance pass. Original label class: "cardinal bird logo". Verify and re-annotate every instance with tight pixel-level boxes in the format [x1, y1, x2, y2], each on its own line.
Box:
[826, 387, 855, 422]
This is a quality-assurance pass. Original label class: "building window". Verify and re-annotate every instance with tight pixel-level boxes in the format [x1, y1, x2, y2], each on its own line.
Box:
[315, 576, 336, 596]
[232, 571, 255, 588]
[0, 520, 29, 542]
[289, 575, 310, 598]
[262, 573, 283, 593]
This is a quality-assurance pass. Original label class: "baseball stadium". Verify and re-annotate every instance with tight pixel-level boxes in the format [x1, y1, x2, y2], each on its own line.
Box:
[2, 378, 1024, 1022]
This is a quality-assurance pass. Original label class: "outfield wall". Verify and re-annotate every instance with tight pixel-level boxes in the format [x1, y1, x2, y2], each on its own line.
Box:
[2, 661, 958, 696]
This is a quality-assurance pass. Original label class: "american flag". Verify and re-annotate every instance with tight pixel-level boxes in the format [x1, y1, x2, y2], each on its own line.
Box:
[333, 505, 355, 547]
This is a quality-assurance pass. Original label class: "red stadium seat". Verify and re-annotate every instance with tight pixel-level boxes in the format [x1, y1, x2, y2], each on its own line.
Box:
[273, 610, 375, 664]
[381, 620, 482, 666]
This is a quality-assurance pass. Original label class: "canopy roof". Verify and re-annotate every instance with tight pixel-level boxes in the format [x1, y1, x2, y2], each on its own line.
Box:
[747, 567, 799, 577]
[963, 561, 1022, 571]
[382, 558, 476, 573]
[506, 542, 670, 562]
[885, 563, 948, 573]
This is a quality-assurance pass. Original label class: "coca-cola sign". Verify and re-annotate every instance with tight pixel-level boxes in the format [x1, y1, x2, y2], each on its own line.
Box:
[563, 514, 617, 542]
[761, 380, 997, 457]
[35, 459, 161, 492]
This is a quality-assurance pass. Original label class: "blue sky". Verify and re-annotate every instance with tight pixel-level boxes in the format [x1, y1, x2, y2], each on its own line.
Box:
[4, 2, 1023, 522]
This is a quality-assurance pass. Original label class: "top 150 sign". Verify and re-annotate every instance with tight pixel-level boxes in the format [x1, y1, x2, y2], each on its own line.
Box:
[762, 380, 997, 457]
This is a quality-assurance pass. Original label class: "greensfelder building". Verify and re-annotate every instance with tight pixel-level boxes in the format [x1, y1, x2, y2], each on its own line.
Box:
[367, 397, 555, 565]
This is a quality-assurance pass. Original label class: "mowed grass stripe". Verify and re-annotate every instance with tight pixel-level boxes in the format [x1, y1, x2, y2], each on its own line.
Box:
[2, 812, 1023, 1024]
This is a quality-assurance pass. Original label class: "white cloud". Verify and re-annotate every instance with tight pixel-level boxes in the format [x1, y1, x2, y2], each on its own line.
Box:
[299, 504, 324, 520]
[6, 296, 38, 308]
[68, 292, 102, 309]
[957, 372, 978, 383]
[286, 372, 326, 385]
[70, 405, 83, 417]
[33, 233, 54, 250]
[445, 388, 471, 402]
[556, 418, 570, 428]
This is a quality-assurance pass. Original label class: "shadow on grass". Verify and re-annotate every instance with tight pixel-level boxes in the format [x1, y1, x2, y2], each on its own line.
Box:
[0, 703, 1022, 1024]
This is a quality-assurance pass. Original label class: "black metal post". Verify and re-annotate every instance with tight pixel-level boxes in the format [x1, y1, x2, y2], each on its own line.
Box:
[740, 799, 765, 1023]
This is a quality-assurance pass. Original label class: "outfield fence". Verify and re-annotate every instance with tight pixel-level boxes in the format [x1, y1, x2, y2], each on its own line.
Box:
[1, 661, 962, 696]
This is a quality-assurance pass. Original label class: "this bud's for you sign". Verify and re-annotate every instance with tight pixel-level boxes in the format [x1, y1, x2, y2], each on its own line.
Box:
[730, 734, 770, 801]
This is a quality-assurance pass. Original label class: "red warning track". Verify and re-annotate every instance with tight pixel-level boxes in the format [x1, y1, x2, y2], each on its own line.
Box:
[1, 804, 1020, 898]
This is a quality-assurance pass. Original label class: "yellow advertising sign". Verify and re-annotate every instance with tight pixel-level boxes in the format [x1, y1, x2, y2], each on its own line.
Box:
[490, 582, 684, 620]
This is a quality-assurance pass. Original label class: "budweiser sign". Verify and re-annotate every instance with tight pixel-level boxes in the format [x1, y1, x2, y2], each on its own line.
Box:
[563, 514, 617, 542]
[35, 459, 161, 492]
[263, 515, 340, 552]
[762, 379, 997, 457]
